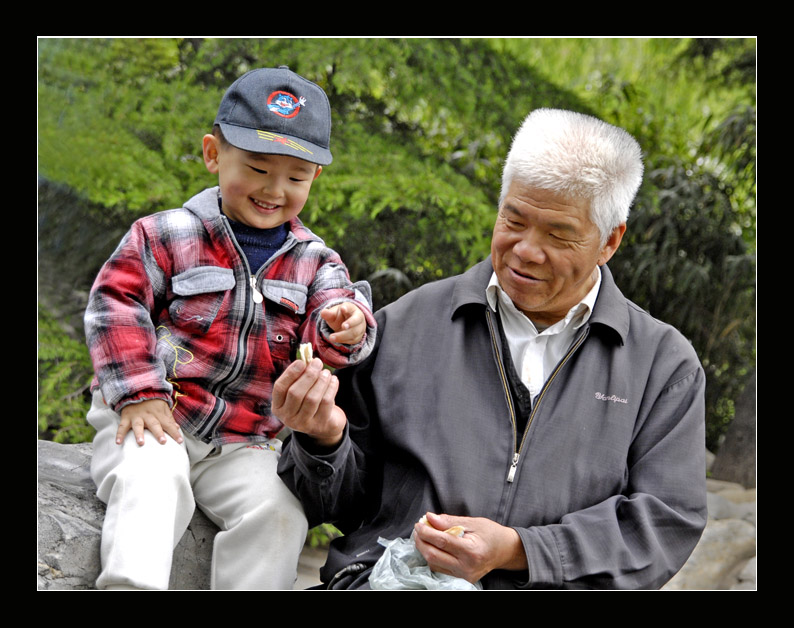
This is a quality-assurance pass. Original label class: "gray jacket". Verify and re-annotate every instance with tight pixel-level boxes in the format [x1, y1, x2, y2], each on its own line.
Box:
[278, 259, 707, 589]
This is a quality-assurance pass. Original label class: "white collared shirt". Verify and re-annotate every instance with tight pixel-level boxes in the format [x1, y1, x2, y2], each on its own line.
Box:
[486, 268, 601, 401]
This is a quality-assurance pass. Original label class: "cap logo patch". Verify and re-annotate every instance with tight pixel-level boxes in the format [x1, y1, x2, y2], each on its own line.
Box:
[267, 90, 306, 119]
[255, 130, 314, 156]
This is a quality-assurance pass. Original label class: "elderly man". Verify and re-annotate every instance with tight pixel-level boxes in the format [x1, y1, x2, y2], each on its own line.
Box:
[274, 109, 707, 589]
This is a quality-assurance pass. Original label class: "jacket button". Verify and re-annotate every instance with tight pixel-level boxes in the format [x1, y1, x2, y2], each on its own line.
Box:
[315, 464, 333, 477]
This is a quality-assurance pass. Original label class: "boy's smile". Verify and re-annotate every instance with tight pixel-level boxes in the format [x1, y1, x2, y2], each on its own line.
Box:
[203, 133, 322, 230]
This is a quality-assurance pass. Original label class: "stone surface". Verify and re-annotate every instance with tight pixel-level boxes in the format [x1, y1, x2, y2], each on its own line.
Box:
[38, 439, 226, 590]
[663, 518, 756, 589]
[37, 442, 102, 589]
[663, 478, 757, 590]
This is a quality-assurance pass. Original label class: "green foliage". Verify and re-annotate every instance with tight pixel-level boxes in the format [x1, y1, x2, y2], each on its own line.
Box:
[38, 306, 95, 444]
[38, 38, 219, 213]
[611, 156, 755, 445]
[306, 523, 342, 549]
[37, 37, 755, 449]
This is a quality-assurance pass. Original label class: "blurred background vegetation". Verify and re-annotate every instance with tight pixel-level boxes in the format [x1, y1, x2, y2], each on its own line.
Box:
[38, 37, 755, 456]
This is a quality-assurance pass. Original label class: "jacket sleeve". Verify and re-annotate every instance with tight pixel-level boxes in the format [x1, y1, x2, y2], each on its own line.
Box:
[84, 221, 173, 412]
[277, 328, 381, 531]
[511, 364, 708, 590]
[299, 250, 377, 370]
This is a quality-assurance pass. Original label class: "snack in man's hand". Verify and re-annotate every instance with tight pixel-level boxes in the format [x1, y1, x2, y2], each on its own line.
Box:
[298, 343, 314, 363]
[418, 515, 465, 537]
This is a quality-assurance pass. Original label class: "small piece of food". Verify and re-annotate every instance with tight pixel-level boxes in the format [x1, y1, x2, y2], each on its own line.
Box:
[299, 343, 314, 363]
[418, 515, 465, 537]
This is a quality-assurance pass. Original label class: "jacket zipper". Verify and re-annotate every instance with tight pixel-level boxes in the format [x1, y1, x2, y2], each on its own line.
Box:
[200, 224, 265, 440]
[250, 275, 264, 303]
[486, 308, 589, 483]
[485, 309, 519, 480]
[202, 222, 301, 441]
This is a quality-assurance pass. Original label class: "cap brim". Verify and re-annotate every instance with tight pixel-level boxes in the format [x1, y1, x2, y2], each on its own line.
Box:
[219, 122, 333, 166]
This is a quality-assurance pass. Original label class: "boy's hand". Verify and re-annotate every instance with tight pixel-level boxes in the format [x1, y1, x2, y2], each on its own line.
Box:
[118, 399, 183, 446]
[321, 302, 367, 345]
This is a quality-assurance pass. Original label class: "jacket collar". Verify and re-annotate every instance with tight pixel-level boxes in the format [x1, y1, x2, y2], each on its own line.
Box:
[588, 264, 629, 344]
[451, 257, 629, 345]
[183, 186, 324, 244]
[451, 257, 493, 313]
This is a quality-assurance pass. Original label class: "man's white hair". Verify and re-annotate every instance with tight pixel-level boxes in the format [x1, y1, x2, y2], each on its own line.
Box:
[500, 108, 644, 245]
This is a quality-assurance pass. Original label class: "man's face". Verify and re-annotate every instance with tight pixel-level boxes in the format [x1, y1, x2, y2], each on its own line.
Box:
[203, 134, 321, 229]
[491, 181, 625, 327]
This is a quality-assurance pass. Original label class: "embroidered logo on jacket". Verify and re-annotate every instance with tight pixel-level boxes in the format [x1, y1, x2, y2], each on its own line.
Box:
[595, 392, 628, 404]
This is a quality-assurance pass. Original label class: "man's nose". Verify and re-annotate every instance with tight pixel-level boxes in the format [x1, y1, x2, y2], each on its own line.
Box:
[512, 231, 546, 264]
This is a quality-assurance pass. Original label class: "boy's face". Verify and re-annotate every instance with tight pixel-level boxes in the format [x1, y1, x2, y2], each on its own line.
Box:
[203, 134, 322, 230]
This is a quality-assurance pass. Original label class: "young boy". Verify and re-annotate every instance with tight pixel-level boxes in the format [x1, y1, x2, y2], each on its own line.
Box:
[84, 66, 376, 589]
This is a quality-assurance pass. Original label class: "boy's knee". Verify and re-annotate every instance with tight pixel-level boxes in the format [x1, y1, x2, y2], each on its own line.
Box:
[97, 435, 190, 503]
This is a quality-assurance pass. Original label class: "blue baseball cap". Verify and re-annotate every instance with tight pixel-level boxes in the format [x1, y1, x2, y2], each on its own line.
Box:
[214, 66, 333, 165]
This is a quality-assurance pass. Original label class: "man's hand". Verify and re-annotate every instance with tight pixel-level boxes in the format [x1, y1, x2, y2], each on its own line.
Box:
[321, 302, 366, 346]
[413, 512, 527, 584]
[118, 399, 182, 446]
[272, 358, 347, 448]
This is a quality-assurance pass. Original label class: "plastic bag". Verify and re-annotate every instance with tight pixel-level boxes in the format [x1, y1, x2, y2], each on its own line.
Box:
[368, 536, 482, 590]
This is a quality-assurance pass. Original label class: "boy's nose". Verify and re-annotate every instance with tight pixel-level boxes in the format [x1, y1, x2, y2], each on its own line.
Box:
[262, 179, 284, 199]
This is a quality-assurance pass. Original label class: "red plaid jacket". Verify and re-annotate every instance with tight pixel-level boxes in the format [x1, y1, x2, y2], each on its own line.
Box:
[85, 187, 376, 446]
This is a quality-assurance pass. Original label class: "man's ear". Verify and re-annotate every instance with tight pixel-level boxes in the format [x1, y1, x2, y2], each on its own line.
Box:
[598, 223, 627, 266]
[202, 134, 221, 174]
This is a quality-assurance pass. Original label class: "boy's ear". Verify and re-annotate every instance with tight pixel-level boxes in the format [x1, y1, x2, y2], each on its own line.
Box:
[313, 165, 323, 181]
[203, 134, 221, 174]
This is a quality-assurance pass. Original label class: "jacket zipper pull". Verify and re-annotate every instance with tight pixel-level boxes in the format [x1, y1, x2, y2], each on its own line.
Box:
[250, 276, 264, 303]
[507, 452, 520, 482]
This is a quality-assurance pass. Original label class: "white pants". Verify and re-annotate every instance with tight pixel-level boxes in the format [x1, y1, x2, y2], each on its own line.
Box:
[87, 392, 308, 590]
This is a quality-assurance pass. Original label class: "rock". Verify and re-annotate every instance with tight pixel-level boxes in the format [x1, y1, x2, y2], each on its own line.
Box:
[709, 369, 756, 489]
[733, 556, 757, 590]
[663, 478, 757, 590]
[707, 492, 756, 526]
[37, 442, 106, 589]
[37, 439, 217, 590]
[663, 518, 756, 590]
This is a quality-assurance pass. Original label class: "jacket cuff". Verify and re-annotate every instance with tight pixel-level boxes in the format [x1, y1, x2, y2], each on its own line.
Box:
[288, 424, 352, 483]
[113, 390, 174, 414]
[516, 525, 564, 588]
[316, 295, 377, 363]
